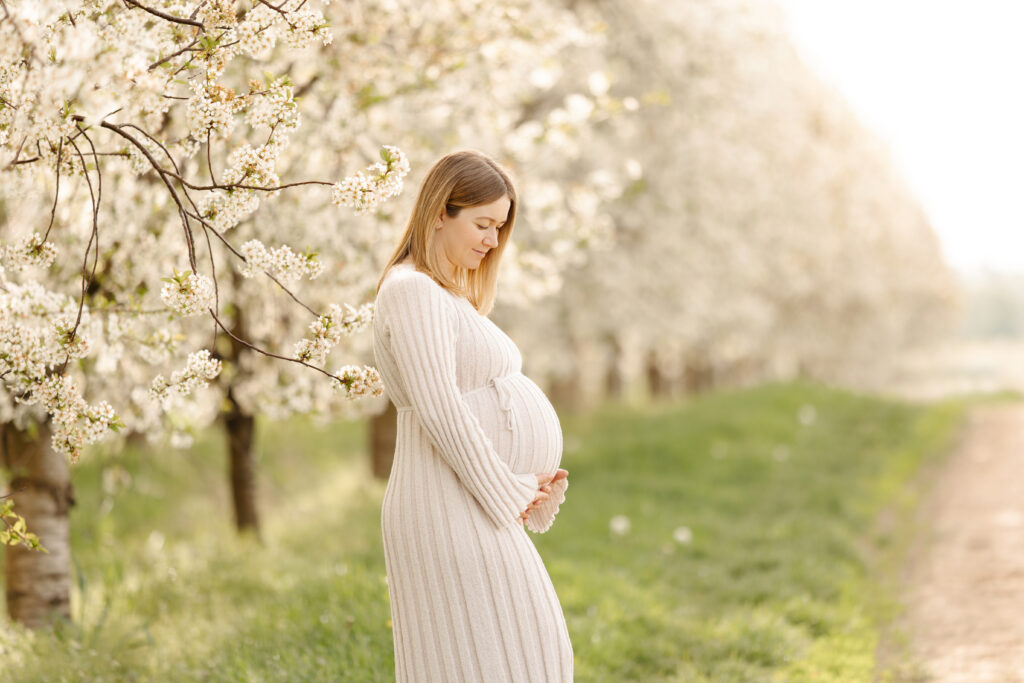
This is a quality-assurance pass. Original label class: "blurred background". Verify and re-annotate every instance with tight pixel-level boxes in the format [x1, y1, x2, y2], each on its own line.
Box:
[1, 0, 1021, 680]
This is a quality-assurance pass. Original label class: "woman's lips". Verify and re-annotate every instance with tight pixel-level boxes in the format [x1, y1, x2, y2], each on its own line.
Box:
[473, 249, 487, 257]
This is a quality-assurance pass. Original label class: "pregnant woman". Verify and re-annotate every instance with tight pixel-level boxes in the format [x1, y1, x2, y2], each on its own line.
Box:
[372, 149, 573, 682]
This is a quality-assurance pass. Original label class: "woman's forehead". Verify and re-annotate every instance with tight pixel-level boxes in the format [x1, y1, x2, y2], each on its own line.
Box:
[464, 195, 511, 220]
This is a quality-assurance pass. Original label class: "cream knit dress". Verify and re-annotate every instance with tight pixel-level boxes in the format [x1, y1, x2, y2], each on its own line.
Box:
[372, 262, 573, 682]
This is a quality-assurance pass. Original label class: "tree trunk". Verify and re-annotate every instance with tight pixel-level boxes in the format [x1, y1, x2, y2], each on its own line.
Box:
[548, 370, 583, 414]
[604, 336, 626, 399]
[218, 279, 260, 538]
[2, 421, 74, 628]
[646, 348, 673, 399]
[224, 391, 260, 536]
[683, 350, 715, 395]
[370, 401, 398, 480]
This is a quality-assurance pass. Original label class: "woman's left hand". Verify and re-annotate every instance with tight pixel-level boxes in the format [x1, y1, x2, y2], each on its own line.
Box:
[519, 468, 568, 521]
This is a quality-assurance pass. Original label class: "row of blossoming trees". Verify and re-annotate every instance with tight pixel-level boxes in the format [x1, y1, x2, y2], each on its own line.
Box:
[0, 0, 622, 626]
[495, 0, 955, 409]
[0, 0, 954, 629]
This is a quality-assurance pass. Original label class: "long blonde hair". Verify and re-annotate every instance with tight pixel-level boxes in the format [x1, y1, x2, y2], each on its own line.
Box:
[377, 149, 518, 315]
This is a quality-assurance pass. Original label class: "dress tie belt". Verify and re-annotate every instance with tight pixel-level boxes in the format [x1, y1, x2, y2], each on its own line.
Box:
[489, 376, 516, 432]
[395, 374, 518, 432]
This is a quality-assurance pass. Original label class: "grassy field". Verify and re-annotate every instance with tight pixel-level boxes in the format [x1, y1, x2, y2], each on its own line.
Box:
[0, 382, 968, 681]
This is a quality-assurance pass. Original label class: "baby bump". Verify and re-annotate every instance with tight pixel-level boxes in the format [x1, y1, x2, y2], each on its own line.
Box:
[462, 372, 563, 475]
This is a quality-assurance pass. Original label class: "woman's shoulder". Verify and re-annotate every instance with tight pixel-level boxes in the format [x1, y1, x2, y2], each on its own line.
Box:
[377, 264, 450, 309]
[380, 262, 432, 292]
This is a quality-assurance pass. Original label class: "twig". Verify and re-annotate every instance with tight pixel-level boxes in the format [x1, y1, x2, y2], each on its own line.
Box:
[100, 121, 198, 271]
[42, 138, 62, 243]
[122, 0, 204, 29]
[208, 308, 344, 383]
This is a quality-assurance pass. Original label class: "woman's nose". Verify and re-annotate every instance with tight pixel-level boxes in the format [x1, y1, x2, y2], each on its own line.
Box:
[482, 228, 499, 247]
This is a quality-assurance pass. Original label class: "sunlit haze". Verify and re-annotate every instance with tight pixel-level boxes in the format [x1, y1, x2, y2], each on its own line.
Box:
[774, 0, 1024, 272]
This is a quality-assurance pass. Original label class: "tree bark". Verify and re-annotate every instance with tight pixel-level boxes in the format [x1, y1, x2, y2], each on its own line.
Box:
[2, 421, 74, 628]
[646, 347, 673, 399]
[604, 336, 626, 399]
[370, 401, 398, 480]
[683, 351, 716, 394]
[224, 391, 260, 536]
[218, 275, 261, 538]
[548, 370, 583, 414]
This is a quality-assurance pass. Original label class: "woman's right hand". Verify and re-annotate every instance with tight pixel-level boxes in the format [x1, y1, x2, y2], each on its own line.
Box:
[518, 469, 569, 522]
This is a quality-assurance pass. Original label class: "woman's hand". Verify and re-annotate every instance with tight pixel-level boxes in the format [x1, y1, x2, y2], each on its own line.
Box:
[518, 469, 569, 522]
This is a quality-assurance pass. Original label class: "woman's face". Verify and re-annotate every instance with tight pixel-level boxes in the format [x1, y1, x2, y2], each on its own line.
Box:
[435, 194, 510, 276]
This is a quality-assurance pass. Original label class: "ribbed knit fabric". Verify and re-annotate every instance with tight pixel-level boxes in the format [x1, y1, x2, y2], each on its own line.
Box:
[372, 263, 573, 682]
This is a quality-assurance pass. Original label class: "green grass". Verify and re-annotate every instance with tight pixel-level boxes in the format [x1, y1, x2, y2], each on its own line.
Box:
[0, 382, 969, 681]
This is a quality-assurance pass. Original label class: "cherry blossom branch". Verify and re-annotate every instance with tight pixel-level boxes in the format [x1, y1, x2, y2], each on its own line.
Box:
[94, 120, 326, 319]
[208, 308, 342, 383]
[42, 138, 62, 243]
[122, 0, 205, 30]
[184, 209, 320, 316]
[60, 133, 103, 375]
[99, 120, 198, 272]
[147, 38, 202, 71]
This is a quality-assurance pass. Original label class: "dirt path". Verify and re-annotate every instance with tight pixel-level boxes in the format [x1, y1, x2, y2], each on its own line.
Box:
[895, 403, 1024, 681]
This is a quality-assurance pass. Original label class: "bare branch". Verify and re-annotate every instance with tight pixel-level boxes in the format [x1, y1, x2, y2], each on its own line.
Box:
[148, 38, 201, 71]
[42, 138, 63, 243]
[100, 121, 198, 271]
[59, 134, 102, 375]
[208, 308, 345, 383]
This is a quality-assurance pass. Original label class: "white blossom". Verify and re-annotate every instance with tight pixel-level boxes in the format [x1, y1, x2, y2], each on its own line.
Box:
[331, 146, 411, 214]
[294, 303, 374, 365]
[149, 350, 223, 407]
[331, 364, 384, 399]
[1, 232, 58, 271]
[160, 271, 215, 317]
[239, 239, 323, 283]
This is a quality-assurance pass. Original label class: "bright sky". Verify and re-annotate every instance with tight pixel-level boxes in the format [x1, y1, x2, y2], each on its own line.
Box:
[773, 0, 1024, 273]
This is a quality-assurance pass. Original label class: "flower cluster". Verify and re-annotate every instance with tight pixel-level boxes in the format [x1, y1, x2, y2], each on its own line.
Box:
[0, 277, 76, 378]
[138, 329, 179, 365]
[245, 78, 300, 132]
[53, 313, 91, 359]
[331, 146, 411, 215]
[198, 0, 240, 28]
[331, 365, 384, 400]
[31, 374, 123, 464]
[186, 83, 241, 140]
[293, 302, 374, 365]
[235, 6, 279, 59]
[280, 7, 334, 49]
[239, 239, 323, 284]
[160, 270, 215, 317]
[149, 349, 223, 407]
[1, 232, 58, 271]
[222, 143, 281, 188]
[198, 187, 261, 232]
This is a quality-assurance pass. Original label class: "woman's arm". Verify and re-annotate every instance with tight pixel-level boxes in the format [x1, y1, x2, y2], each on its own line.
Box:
[380, 273, 537, 529]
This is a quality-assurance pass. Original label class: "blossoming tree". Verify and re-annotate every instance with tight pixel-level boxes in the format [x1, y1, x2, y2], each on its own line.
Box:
[0, 0, 413, 627]
[496, 0, 955, 408]
[0, 0, 623, 626]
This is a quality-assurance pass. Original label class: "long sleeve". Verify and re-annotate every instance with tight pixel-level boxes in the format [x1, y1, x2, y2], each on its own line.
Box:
[380, 273, 538, 530]
[514, 473, 568, 534]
